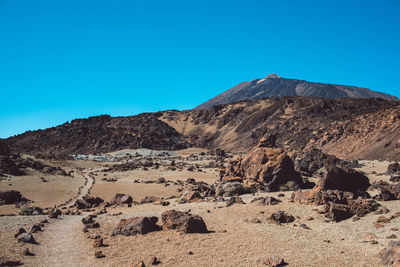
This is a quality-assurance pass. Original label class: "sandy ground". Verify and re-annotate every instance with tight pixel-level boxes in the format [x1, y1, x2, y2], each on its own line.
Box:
[0, 157, 397, 266]
[0, 172, 86, 214]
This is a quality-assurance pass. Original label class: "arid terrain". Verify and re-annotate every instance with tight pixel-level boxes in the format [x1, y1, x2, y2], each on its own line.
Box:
[2, 137, 400, 266]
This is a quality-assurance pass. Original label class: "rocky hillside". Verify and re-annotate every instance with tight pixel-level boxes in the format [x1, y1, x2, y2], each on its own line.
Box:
[194, 74, 398, 110]
[5, 97, 400, 160]
[5, 115, 187, 155]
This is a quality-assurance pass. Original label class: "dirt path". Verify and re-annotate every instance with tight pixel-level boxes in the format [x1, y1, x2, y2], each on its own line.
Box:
[24, 173, 97, 266]
[25, 215, 97, 267]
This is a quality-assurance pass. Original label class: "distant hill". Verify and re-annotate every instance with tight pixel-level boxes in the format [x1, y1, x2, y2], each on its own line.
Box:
[194, 74, 398, 110]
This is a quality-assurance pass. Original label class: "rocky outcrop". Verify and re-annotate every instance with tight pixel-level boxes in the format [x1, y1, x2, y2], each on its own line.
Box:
[112, 217, 160, 236]
[221, 138, 304, 191]
[161, 210, 208, 233]
[291, 159, 377, 222]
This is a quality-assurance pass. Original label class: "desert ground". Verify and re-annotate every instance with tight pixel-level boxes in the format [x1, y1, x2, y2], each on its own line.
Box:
[1, 148, 399, 267]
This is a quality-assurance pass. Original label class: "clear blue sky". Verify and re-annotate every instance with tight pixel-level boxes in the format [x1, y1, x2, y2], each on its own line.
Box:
[1, 0, 400, 138]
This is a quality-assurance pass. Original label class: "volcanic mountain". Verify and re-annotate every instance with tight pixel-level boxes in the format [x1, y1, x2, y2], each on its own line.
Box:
[194, 74, 398, 110]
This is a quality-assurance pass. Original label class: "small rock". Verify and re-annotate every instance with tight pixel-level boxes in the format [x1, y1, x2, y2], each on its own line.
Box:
[94, 251, 105, 258]
[133, 261, 146, 267]
[299, 224, 311, 230]
[18, 233, 37, 244]
[14, 228, 26, 238]
[374, 222, 385, 229]
[93, 238, 103, 247]
[360, 233, 377, 243]
[150, 256, 161, 265]
[305, 216, 314, 221]
[22, 248, 35, 256]
[386, 234, 397, 239]
[265, 256, 285, 267]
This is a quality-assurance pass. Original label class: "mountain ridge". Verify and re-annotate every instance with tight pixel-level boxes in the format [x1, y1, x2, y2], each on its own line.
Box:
[5, 96, 400, 161]
[194, 74, 398, 110]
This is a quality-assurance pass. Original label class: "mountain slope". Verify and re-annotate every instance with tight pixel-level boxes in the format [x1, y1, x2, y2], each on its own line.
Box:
[194, 74, 398, 110]
[5, 97, 400, 161]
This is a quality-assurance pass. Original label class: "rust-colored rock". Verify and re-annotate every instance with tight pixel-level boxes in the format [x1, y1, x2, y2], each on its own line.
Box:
[93, 238, 103, 247]
[222, 141, 304, 191]
[161, 210, 207, 233]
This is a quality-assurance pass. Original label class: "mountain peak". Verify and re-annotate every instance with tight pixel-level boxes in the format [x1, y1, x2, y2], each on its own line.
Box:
[194, 74, 399, 110]
[265, 73, 281, 79]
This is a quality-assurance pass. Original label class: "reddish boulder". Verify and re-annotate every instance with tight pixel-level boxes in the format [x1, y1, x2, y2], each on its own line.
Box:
[161, 210, 207, 233]
[221, 138, 304, 191]
[112, 217, 160, 236]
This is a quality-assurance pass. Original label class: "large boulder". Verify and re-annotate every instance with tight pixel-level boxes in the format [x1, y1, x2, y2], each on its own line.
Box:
[319, 161, 370, 194]
[112, 217, 160, 236]
[222, 138, 304, 191]
[109, 194, 132, 205]
[161, 210, 207, 233]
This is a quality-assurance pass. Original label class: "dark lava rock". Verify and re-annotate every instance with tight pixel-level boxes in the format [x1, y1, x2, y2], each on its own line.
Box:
[270, 210, 295, 224]
[112, 217, 160, 236]
[161, 210, 208, 233]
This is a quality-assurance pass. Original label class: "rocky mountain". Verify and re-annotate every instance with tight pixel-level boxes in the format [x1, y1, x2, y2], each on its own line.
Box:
[5, 97, 400, 161]
[194, 74, 398, 110]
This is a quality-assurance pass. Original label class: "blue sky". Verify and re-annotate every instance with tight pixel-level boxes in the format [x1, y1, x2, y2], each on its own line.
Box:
[1, 0, 400, 138]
